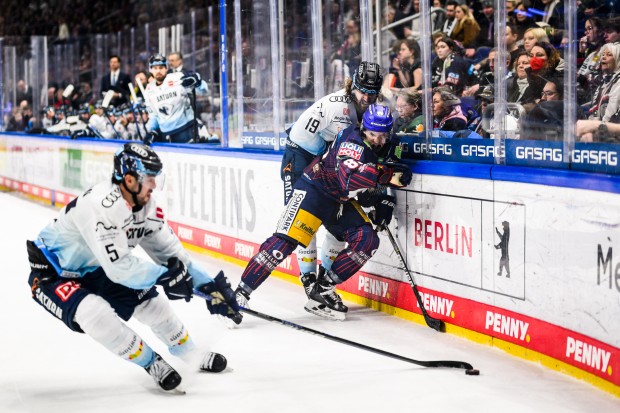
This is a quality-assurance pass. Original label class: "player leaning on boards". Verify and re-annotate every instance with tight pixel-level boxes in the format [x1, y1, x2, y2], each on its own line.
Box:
[234, 104, 412, 321]
[276, 61, 385, 315]
[26, 143, 240, 392]
[142, 54, 212, 144]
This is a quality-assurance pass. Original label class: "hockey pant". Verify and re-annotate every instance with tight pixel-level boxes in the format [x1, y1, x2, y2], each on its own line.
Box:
[281, 142, 345, 274]
[28, 265, 193, 368]
[240, 180, 380, 292]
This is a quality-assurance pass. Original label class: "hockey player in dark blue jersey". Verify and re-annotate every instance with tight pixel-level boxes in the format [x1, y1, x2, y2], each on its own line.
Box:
[234, 105, 412, 321]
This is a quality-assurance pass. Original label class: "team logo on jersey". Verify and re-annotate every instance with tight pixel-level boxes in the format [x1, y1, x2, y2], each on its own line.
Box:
[156, 207, 164, 220]
[55, 281, 81, 302]
[337, 142, 364, 160]
[343, 108, 350, 116]
[276, 190, 306, 234]
[96, 222, 117, 231]
[102, 189, 122, 208]
[329, 95, 352, 103]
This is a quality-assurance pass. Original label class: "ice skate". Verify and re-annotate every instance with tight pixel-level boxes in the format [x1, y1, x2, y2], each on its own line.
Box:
[199, 351, 228, 373]
[304, 272, 347, 321]
[145, 353, 183, 393]
[299, 271, 317, 299]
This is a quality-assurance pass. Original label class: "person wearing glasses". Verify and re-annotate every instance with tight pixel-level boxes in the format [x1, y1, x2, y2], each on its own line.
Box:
[393, 88, 424, 134]
[540, 77, 563, 102]
[578, 17, 606, 104]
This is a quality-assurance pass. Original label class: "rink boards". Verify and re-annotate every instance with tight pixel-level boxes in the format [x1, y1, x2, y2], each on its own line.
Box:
[0, 133, 619, 396]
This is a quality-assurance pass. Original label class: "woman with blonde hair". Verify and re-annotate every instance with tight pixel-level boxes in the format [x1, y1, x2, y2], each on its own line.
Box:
[522, 27, 549, 53]
[451, 4, 480, 49]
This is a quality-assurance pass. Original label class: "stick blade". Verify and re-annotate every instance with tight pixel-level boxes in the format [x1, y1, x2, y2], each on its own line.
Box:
[425, 316, 446, 332]
[102, 90, 115, 108]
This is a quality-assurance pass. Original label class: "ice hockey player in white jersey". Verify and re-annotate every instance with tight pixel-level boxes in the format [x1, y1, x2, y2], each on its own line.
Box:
[88, 101, 116, 139]
[143, 54, 211, 143]
[237, 62, 384, 319]
[26, 143, 240, 392]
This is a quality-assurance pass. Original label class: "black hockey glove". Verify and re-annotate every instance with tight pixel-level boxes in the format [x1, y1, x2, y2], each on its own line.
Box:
[181, 73, 201, 89]
[71, 129, 91, 140]
[197, 271, 241, 319]
[369, 194, 396, 229]
[26, 240, 58, 283]
[157, 257, 193, 302]
[378, 163, 412, 188]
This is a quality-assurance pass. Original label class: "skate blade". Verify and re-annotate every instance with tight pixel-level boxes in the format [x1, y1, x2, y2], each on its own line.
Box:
[161, 385, 186, 395]
[216, 314, 240, 329]
[304, 300, 346, 321]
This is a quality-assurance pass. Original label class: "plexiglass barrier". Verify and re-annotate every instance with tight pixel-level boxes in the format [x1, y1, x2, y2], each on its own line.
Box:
[1, 0, 620, 174]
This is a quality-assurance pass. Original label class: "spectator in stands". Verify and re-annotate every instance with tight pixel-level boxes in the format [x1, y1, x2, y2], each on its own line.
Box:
[16, 79, 33, 106]
[578, 17, 605, 104]
[52, 87, 69, 109]
[541, 0, 564, 33]
[7, 107, 26, 131]
[507, 50, 537, 105]
[506, 24, 523, 67]
[329, 18, 362, 86]
[540, 76, 563, 102]
[431, 36, 470, 96]
[576, 119, 620, 143]
[100, 55, 131, 106]
[603, 17, 620, 45]
[431, 0, 446, 33]
[522, 27, 550, 54]
[442, 1, 459, 37]
[512, 1, 538, 41]
[587, 43, 620, 122]
[475, 1, 495, 50]
[387, 38, 422, 92]
[393, 88, 424, 134]
[432, 86, 468, 131]
[526, 42, 563, 104]
[451, 4, 480, 54]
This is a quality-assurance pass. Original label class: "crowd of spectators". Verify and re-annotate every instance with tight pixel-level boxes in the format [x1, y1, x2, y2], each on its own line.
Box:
[5, 0, 620, 143]
[357, 0, 620, 142]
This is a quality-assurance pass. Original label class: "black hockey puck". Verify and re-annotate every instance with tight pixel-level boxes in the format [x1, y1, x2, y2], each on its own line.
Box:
[465, 369, 480, 376]
[200, 352, 227, 373]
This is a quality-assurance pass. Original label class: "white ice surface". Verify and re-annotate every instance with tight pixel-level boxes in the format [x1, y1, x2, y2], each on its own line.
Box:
[1, 191, 619, 413]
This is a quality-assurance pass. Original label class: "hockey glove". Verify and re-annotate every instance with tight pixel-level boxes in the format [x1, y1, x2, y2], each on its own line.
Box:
[157, 257, 193, 302]
[181, 73, 201, 89]
[197, 271, 241, 320]
[369, 194, 396, 228]
[377, 163, 412, 188]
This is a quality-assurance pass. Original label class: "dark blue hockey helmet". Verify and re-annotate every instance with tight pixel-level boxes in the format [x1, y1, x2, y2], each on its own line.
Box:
[362, 104, 393, 133]
[113, 143, 163, 183]
[149, 53, 167, 69]
[352, 61, 383, 95]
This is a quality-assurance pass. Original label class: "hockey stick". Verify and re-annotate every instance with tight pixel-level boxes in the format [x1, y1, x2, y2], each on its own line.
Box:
[383, 225, 445, 332]
[101, 90, 122, 139]
[193, 289, 470, 370]
[240, 305, 472, 371]
[127, 83, 144, 141]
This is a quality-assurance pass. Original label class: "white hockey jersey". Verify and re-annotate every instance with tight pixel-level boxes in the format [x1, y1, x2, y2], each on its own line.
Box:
[37, 181, 212, 290]
[144, 72, 207, 135]
[287, 88, 361, 155]
[89, 114, 116, 139]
